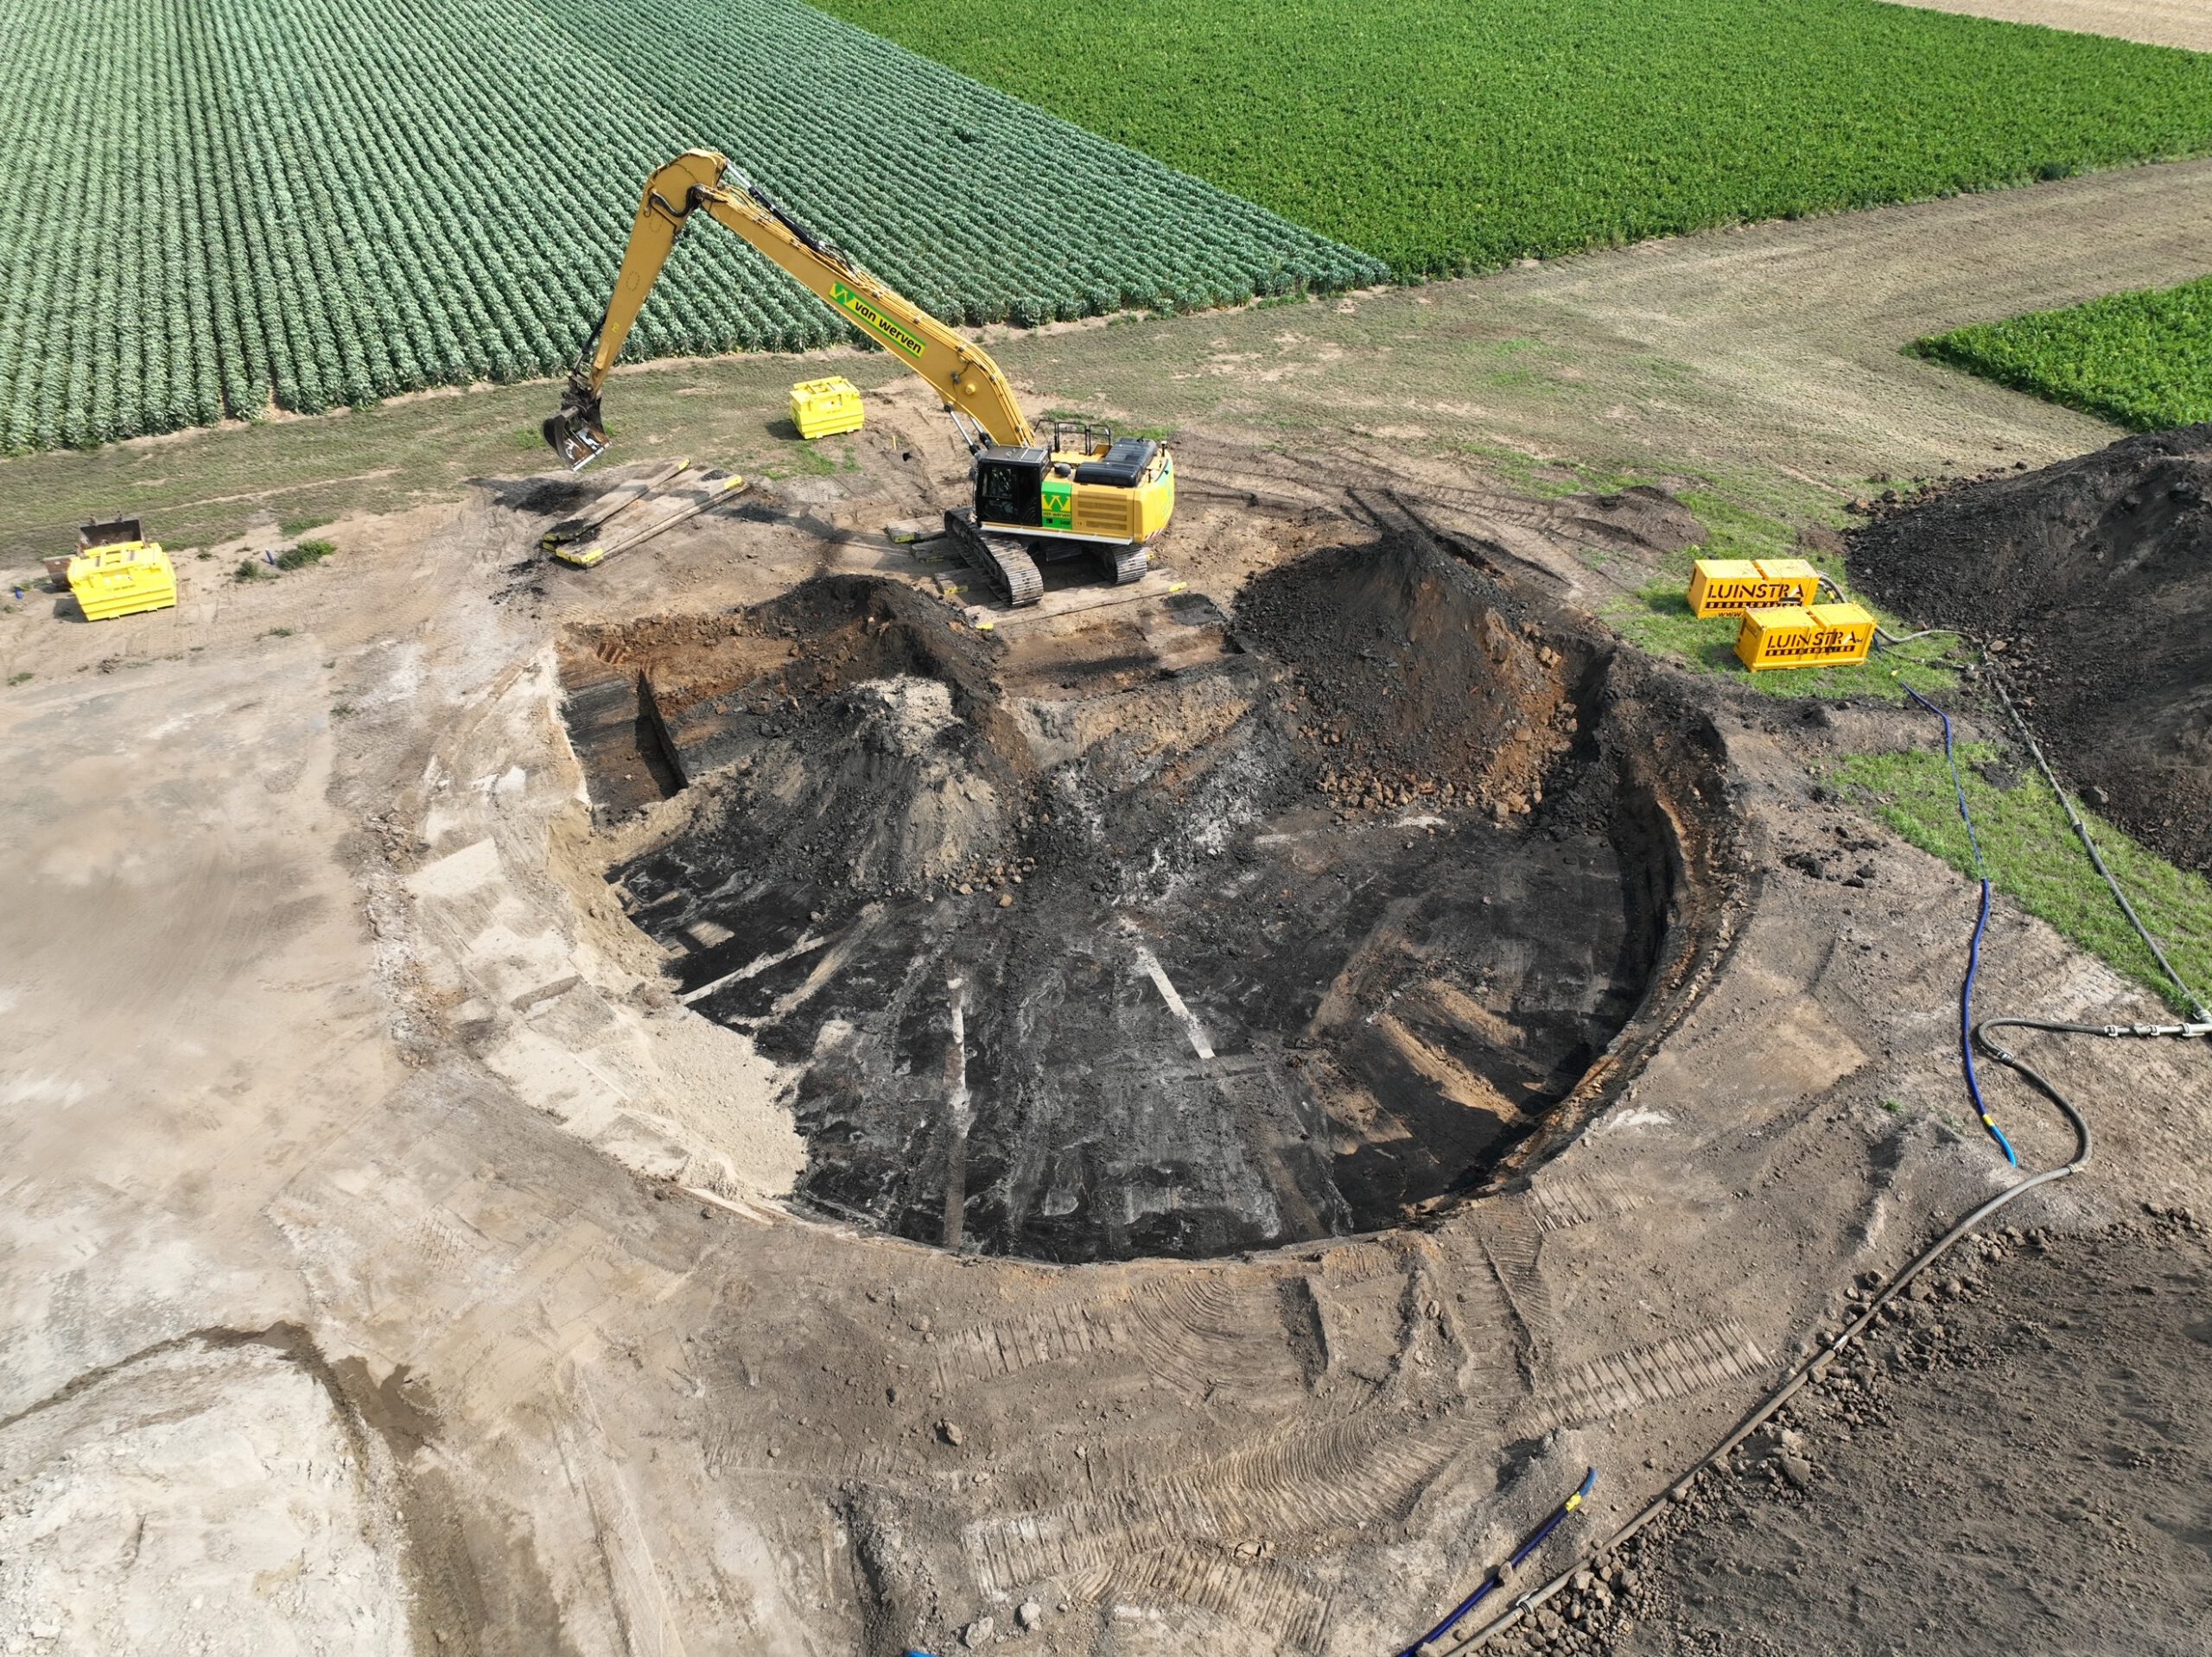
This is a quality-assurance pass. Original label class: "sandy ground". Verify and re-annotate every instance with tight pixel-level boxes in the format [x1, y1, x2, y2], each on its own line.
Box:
[1885, 0, 2212, 52]
[3, 164, 2211, 1654]
[0, 1339, 413, 1656]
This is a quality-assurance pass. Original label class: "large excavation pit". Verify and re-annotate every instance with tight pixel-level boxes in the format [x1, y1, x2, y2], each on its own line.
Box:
[563, 519, 1732, 1261]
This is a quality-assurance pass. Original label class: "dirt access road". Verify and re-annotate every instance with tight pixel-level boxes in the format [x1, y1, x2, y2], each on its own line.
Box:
[1887, 0, 2212, 53]
[3, 163, 2211, 1655]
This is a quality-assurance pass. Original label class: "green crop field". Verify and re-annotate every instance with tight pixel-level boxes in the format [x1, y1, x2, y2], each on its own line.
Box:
[0, 0, 1379, 453]
[1913, 276, 2212, 431]
[817, 0, 2212, 279]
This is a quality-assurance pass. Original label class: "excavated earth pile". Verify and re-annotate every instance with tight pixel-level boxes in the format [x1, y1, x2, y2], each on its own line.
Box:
[562, 516, 1736, 1262]
[1849, 422, 2212, 876]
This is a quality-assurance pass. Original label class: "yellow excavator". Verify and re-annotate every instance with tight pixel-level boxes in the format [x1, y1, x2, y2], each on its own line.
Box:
[545, 150, 1175, 606]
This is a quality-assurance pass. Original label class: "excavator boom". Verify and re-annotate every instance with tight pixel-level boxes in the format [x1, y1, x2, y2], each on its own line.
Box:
[547, 149, 1173, 608]
[546, 150, 1036, 468]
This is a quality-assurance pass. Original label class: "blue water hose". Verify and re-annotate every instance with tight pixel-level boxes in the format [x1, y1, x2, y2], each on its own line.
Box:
[1904, 684, 2017, 1166]
[1393, 1467, 1597, 1656]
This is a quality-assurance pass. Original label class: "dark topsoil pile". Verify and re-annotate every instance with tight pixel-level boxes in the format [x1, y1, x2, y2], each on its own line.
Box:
[1236, 514, 1579, 822]
[1849, 423, 2212, 877]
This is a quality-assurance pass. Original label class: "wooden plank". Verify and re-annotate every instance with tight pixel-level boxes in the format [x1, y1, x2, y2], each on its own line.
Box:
[539, 459, 690, 548]
[963, 570, 1187, 631]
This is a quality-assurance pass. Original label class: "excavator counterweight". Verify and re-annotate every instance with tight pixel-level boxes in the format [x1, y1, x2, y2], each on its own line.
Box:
[545, 150, 1173, 604]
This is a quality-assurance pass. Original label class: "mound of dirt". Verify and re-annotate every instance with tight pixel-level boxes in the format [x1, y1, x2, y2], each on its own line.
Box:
[1848, 424, 2212, 876]
[1236, 517, 1579, 820]
[1559, 484, 1708, 561]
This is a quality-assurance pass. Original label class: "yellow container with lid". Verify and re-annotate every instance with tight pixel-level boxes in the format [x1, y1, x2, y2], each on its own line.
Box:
[790, 376, 864, 439]
[1686, 556, 1821, 618]
[1735, 602, 1876, 670]
[68, 540, 177, 620]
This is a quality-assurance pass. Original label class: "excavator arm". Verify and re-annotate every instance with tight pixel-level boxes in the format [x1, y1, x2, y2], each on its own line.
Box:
[545, 149, 1037, 468]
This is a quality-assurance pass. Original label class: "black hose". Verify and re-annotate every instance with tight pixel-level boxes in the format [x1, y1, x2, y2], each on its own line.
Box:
[1982, 670, 2210, 1023]
[1904, 682, 2018, 1165]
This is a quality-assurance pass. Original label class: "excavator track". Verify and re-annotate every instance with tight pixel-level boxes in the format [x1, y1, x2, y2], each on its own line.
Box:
[944, 509, 1043, 608]
[1103, 544, 1148, 586]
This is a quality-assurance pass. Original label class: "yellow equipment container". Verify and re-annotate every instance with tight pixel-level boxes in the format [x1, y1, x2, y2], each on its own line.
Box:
[790, 376, 863, 440]
[1735, 602, 1876, 671]
[1686, 556, 1821, 618]
[68, 537, 177, 621]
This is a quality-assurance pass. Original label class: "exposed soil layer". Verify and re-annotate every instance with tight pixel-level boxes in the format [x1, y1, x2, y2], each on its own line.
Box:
[1848, 423, 2212, 877]
[1587, 1213, 2212, 1657]
[566, 522, 1732, 1262]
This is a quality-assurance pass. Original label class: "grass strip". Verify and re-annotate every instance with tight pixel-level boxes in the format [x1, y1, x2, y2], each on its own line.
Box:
[1835, 741, 2212, 1015]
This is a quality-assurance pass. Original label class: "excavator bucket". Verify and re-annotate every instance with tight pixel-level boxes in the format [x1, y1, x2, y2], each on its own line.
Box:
[543, 384, 609, 471]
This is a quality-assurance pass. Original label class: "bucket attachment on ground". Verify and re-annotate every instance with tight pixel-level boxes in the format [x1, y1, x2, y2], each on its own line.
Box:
[55, 517, 144, 584]
[79, 516, 144, 550]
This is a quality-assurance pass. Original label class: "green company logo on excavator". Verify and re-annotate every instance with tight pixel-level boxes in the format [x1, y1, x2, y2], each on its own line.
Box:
[830, 282, 926, 361]
[1040, 478, 1073, 530]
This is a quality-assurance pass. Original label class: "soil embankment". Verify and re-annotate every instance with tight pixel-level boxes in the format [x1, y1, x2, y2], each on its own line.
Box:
[1850, 423, 2212, 877]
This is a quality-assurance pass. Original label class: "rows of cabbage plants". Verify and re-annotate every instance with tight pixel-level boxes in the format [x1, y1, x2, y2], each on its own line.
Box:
[0, 0, 1380, 451]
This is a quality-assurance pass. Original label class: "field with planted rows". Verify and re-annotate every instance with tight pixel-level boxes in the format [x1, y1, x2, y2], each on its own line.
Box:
[817, 0, 2212, 279]
[0, 0, 1380, 452]
[1914, 276, 2212, 432]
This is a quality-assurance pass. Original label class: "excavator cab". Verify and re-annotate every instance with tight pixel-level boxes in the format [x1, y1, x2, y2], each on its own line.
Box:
[974, 446, 1052, 528]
